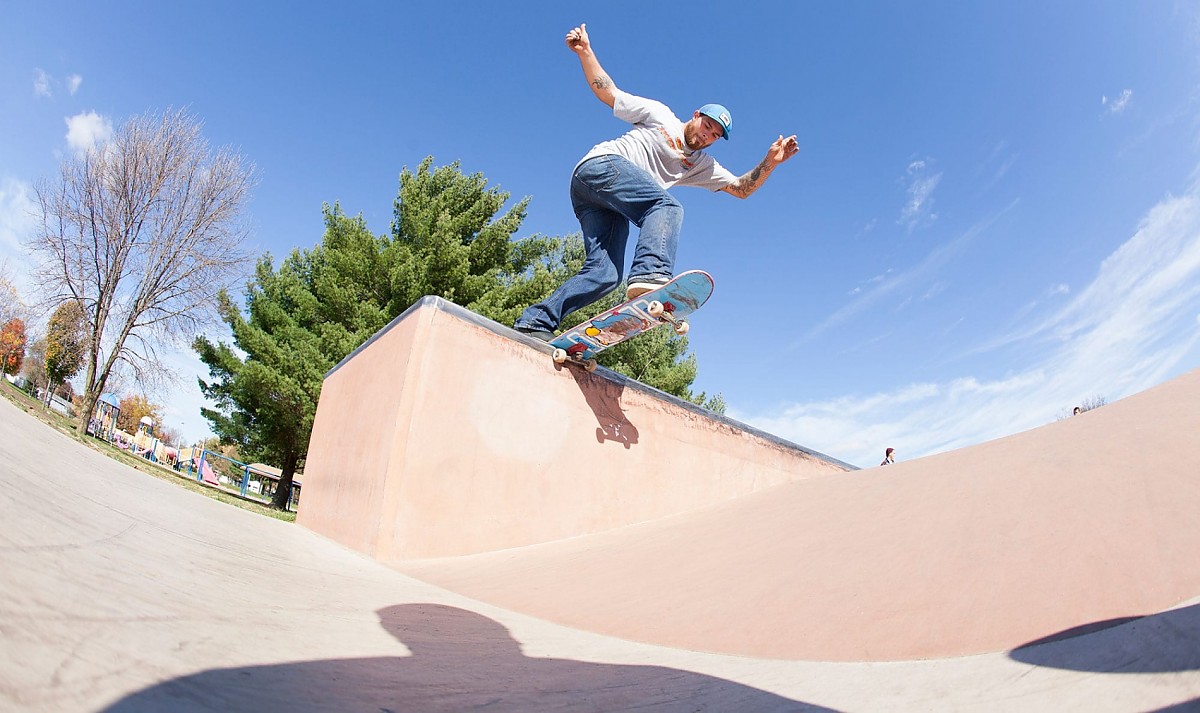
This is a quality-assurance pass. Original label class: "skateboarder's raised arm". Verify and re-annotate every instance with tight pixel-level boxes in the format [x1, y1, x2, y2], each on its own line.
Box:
[566, 23, 618, 108]
[721, 134, 801, 200]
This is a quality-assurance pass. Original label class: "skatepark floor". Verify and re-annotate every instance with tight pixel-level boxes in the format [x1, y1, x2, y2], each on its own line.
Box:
[1, 394, 1197, 712]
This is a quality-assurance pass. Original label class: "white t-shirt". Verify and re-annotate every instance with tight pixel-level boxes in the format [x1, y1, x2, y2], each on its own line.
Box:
[577, 90, 737, 192]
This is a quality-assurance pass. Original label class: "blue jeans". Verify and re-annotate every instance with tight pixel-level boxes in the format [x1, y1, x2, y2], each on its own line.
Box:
[515, 155, 683, 332]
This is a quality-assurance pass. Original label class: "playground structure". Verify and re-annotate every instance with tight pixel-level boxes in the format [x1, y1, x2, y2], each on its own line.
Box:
[93, 423, 180, 468]
[88, 395, 179, 466]
[174, 448, 301, 510]
[87, 398, 301, 510]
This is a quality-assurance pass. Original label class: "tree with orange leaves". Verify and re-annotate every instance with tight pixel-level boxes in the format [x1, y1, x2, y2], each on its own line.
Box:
[0, 318, 26, 376]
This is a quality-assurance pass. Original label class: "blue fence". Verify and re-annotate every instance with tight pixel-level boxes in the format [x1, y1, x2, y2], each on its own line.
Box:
[179, 448, 301, 511]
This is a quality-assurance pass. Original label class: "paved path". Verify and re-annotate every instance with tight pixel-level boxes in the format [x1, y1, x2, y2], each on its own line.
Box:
[0, 396, 1197, 712]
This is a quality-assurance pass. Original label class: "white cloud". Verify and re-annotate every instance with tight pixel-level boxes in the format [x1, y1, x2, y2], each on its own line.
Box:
[29, 70, 83, 99]
[0, 178, 38, 300]
[807, 206, 1013, 340]
[65, 111, 113, 155]
[0, 178, 37, 256]
[898, 158, 942, 232]
[741, 177, 1200, 467]
[921, 281, 948, 301]
[1102, 89, 1133, 115]
[977, 141, 1019, 191]
[1006, 283, 1072, 325]
[1031, 189, 1200, 347]
[33, 68, 52, 97]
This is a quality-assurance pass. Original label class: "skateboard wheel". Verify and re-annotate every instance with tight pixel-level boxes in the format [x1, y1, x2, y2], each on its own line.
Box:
[584, 359, 598, 372]
[674, 321, 690, 335]
[647, 300, 665, 317]
[552, 348, 568, 364]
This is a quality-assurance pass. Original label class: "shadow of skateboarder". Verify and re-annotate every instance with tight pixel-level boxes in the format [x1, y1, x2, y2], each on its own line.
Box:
[99, 603, 836, 712]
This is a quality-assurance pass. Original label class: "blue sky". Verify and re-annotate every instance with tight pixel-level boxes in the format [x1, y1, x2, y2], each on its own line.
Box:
[2, 2, 1199, 467]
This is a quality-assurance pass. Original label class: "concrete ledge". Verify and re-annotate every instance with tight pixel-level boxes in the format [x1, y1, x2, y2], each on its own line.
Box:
[298, 297, 852, 560]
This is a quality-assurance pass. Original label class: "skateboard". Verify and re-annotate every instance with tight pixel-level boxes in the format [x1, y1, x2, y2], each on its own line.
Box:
[549, 270, 714, 372]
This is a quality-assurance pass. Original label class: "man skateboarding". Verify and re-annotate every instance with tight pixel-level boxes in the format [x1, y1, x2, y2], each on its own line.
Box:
[514, 22, 801, 341]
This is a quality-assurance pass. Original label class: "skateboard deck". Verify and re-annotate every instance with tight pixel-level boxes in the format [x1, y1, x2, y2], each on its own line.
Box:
[549, 270, 714, 371]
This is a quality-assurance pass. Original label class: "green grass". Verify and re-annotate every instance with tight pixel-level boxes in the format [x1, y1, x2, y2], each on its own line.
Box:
[0, 380, 296, 523]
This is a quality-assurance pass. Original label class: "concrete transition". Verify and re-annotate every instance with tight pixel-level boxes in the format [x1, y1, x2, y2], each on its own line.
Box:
[301, 297, 1200, 663]
[3, 295, 1198, 711]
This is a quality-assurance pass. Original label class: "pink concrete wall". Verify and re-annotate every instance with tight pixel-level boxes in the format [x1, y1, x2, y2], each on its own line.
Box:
[296, 309, 426, 558]
[298, 298, 851, 560]
[402, 367, 1200, 660]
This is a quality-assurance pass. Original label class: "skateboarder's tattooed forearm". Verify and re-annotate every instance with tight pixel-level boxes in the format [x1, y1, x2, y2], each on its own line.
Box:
[730, 159, 775, 198]
[749, 161, 767, 184]
[592, 75, 612, 90]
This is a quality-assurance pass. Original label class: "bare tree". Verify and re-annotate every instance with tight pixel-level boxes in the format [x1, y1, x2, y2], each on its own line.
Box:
[28, 107, 255, 437]
[0, 259, 32, 327]
[1058, 394, 1109, 420]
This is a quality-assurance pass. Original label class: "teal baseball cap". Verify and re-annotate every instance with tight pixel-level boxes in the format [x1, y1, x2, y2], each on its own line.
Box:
[697, 103, 732, 140]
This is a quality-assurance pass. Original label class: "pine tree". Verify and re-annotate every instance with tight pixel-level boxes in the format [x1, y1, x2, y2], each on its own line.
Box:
[196, 159, 725, 510]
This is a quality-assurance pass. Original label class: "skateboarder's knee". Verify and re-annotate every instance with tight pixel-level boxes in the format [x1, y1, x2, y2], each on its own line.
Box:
[581, 259, 621, 285]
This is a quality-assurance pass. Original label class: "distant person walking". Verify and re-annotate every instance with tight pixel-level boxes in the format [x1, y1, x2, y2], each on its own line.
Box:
[880, 447, 896, 466]
[514, 23, 801, 340]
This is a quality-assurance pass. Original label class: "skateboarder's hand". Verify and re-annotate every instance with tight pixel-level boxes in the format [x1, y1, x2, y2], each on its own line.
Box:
[769, 135, 800, 165]
[566, 24, 591, 54]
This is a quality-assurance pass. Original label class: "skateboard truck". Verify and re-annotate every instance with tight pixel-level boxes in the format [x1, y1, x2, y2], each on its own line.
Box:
[551, 348, 598, 372]
[646, 301, 690, 335]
